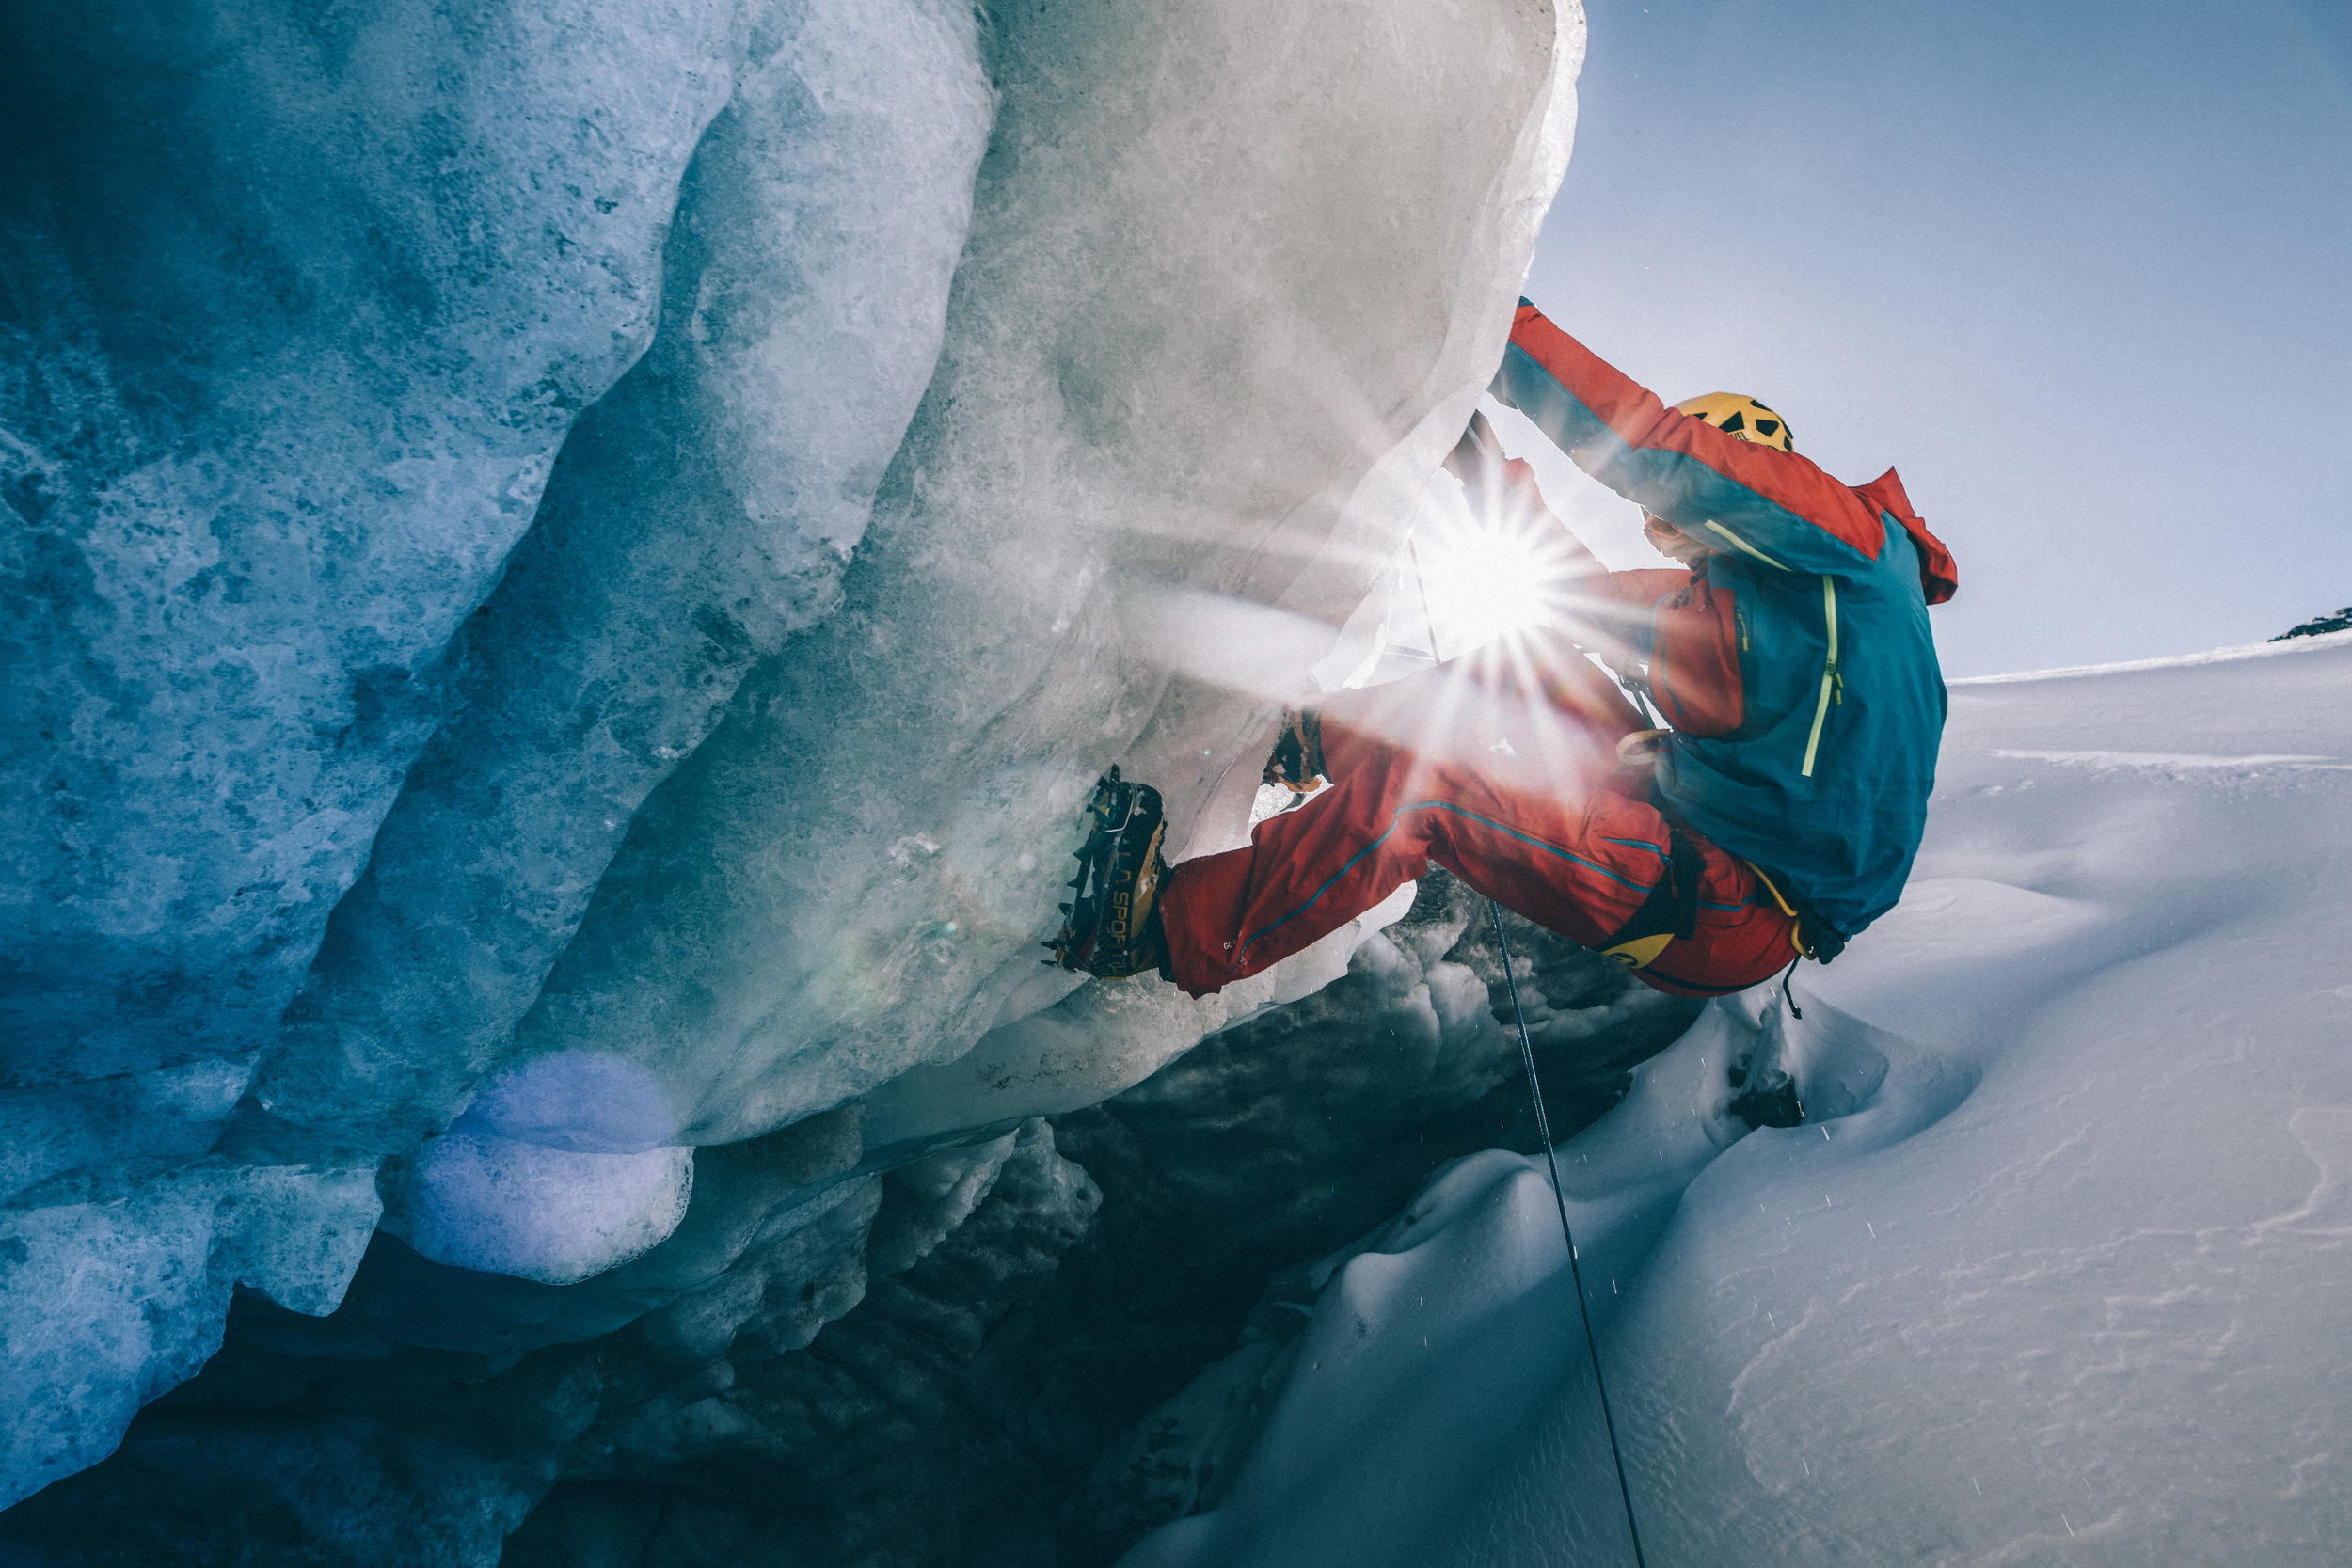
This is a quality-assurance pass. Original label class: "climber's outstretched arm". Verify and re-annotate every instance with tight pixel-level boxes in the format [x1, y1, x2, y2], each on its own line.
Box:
[1491, 300, 1890, 581]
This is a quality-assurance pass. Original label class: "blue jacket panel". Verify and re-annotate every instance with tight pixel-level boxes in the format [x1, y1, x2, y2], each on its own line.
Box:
[1492, 303, 1954, 936]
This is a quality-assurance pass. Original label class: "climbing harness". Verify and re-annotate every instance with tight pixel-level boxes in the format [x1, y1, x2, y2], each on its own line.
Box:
[1597, 824, 1701, 973]
[1488, 899, 1650, 1568]
[1607, 657, 1668, 730]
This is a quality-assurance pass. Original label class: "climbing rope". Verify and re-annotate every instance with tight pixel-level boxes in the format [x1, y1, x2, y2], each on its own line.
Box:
[1487, 898, 1650, 1568]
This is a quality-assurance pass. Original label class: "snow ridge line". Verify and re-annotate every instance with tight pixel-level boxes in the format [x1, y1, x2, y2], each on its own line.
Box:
[1951, 626, 2352, 687]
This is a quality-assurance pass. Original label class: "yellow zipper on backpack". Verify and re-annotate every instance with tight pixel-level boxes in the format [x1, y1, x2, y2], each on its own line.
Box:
[1800, 575, 1838, 777]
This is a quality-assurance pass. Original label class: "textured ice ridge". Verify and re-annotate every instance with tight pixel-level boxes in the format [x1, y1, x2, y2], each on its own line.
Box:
[1, 0, 1583, 1512]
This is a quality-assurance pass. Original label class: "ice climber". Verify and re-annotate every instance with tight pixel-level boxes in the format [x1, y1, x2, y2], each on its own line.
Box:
[1047, 298, 1957, 1022]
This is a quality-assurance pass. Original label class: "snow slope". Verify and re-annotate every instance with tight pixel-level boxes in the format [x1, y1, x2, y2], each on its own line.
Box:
[1125, 629, 2352, 1567]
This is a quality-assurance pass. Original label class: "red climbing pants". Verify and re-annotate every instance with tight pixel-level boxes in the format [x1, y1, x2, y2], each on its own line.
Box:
[1158, 635, 1799, 999]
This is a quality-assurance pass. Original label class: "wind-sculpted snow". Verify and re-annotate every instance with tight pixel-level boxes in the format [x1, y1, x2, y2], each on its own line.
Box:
[1119, 632, 2352, 1568]
[1, 0, 1584, 1518]
[1109, 987, 1846, 1568]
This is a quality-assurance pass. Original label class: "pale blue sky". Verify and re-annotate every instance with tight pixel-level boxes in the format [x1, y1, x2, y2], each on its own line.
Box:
[1513, 0, 2352, 676]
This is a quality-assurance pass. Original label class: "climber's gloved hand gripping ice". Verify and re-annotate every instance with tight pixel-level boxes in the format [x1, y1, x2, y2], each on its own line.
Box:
[1049, 299, 1958, 1024]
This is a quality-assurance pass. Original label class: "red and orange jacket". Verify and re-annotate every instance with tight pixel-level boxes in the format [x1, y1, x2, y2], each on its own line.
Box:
[1489, 301, 1958, 938]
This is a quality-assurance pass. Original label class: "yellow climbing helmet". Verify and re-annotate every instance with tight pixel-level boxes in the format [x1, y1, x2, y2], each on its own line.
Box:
[1673, 392, 1794, 453]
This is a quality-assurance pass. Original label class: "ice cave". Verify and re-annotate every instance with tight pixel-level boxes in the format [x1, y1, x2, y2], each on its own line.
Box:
[4, 1, 2348, 1564]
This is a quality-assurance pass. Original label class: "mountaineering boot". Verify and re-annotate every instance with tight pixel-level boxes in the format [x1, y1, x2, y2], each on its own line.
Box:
[1044, 768, 1171, 980]
[1262, 708, 1327, 795]
[1727, 1022, 1804, 1129]
[1729, 1062, 1804, 1130]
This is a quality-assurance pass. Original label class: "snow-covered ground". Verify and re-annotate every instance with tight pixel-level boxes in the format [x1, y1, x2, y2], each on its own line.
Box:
[1125, 629, 2352, 1567]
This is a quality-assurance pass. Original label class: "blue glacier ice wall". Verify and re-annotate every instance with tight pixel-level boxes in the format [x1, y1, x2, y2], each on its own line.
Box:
[0, 0, 1583, 1514]
[5, 0, 733, 1501]
[258, 0, 997, 1153]
[1, 0, 740, 1091]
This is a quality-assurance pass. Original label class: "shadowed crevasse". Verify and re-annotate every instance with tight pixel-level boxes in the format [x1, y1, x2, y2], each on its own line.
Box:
[0, 871, 1694, 1567]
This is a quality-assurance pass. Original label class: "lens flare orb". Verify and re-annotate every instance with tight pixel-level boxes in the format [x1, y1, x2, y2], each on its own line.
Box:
[1408, 511, 1583, 658]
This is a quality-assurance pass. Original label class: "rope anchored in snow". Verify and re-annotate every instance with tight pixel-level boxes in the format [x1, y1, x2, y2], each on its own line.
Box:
[1488, 898, 1650, 1568]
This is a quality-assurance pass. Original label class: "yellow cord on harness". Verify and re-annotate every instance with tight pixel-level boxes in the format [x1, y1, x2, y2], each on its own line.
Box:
[1613, 729, 1669, 768]
[1742, 860, 1810, 958]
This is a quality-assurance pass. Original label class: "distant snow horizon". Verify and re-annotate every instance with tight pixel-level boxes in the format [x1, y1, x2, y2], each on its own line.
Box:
[1952, 622, 2352, 685]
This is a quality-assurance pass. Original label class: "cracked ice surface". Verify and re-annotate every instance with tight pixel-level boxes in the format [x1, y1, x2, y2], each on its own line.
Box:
[1121, 632, 2352, 1568]
[1, 0, 1583, 1512]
